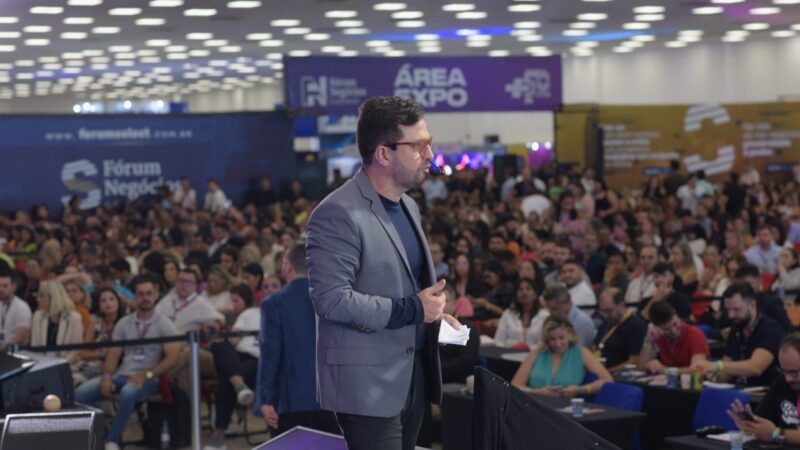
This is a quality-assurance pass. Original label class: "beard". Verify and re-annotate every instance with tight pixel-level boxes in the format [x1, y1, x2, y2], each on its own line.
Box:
[137, 300, 155, 311]
[733, 313, 752, 329]
[393, 160, 427, 191]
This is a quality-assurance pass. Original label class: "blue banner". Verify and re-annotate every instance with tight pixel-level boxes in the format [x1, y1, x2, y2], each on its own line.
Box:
[0, 113, 295, 212]
[285, 56, 562, 115]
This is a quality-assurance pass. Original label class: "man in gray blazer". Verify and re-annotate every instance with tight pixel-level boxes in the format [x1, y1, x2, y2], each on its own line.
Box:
[307, 96, 460, 450]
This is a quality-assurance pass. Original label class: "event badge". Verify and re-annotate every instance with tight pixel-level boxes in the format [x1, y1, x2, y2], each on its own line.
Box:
[133, 347, 146, 362]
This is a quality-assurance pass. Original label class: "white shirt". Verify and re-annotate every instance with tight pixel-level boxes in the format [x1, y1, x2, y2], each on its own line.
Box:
[233, 307, 261, 358]
[0, 296, 31, 344]
[204, 189, 228, 214]
[494, 308, 550, 348]
[521, 194, 551, 219]
[155, 293, 223, 334]
[205, 290, 234, 314]
[173, 186, 197, 210]
[625, 273, 656, 306]
[569, 280, 597, 308]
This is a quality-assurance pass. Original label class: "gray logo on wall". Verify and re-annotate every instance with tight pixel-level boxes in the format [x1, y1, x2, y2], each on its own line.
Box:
[300, 76, 328, 107]
[505, 69, 551, 105]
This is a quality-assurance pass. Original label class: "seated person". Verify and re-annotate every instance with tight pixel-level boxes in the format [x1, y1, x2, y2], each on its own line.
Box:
[156, 268, 223, 334]
[31, 280, 85, 365]
[698, 282, 785, 387]
[593, 287, 647, 371]
[472, 260, 515, 315]
[735, 264, 793, 333]
[639, 301, 710, 374]
[74, 275, 180, 450]
[73, 288, 126, 385]
[203, 265, 234, 315]
[560, 259, 597, 308]
[204, 284, 260, 450]
[541, 284, 596, 348]
[0, 270, 32, 350]
[494, 278, 550, 349]
[638, 263, 692, 322]
[728, 332, 800, 446]
[511, 314, 612, 397]
[157, 269, 223, 393]
[440, 284, 480, 384]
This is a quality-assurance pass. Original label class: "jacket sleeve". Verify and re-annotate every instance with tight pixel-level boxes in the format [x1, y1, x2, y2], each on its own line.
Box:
[257, 299, 282, 410]
[306, 201, 393, 332]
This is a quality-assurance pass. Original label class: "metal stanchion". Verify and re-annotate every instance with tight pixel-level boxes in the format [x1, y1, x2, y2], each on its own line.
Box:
[188, 330, 202, 450]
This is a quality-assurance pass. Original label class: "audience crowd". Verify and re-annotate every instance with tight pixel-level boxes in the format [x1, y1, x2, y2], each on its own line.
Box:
[0, 161, 800, 448]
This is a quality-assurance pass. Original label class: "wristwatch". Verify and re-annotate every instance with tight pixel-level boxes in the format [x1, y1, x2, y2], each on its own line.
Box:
[145, 370, 154, 380]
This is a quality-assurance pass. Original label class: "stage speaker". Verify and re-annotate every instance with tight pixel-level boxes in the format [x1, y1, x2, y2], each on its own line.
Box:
[0, 411, 103, 450]
[492, 154, 520, 183]
[1, 352, 74, 413]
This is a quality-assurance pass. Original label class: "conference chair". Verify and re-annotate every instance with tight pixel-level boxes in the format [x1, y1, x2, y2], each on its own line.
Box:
[595, 383, 644, 450]
[692, 388, 750, 431]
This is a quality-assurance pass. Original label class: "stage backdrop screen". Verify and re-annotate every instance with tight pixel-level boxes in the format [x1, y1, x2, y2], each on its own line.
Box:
[0, 112, 295, 212]
[285, 56, 562, 115]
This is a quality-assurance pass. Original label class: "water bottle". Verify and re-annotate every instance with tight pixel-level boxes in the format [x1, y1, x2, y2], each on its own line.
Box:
[730, 431, 744, 450]
[160, 421, 170, 449]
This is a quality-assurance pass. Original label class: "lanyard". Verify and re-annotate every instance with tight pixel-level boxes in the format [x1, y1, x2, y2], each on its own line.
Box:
[598, 311, 631, 350]
[135, 318, 152, 340]
[171, 294, 196, 321]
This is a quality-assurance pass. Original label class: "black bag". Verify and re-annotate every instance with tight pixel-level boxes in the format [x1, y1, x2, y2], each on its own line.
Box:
[142, 388, 191, 449]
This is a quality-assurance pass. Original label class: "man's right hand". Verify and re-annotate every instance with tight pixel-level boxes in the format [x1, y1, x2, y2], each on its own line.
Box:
[419, 279, 447, 323]
[100, 377, 114, 398]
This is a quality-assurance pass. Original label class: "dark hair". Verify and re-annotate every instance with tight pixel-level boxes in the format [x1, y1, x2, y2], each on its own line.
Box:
[560, 258, 583, 270]
[109, 258, 130, 274]
[91, 264, 114, 281]
[607, 248, 627, 263]
[542, 284, 570, 304]
[356, 96, 424, 165]
[723, 281, 757, 303]
[230, 283, 255, 308]
[652, 262, 675, 276]
[512, 278, 539, 326]
[92, 287, 126, 325]
[650, 301, 676, 326]
[734, 263, 760, 280]
[670, 160, 680, 170]
[242, 262, 264, 289]
[131, 274, 161, 294]
[0, 268, 16, 285]
[220, 245, 239, 262]
[285, 243, 308, 274]
[178, 268, 200, 285]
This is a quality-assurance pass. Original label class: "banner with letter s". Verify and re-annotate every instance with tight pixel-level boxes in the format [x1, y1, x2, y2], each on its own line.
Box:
[0, 112, 294, 212]
[284, 56, 562, 115]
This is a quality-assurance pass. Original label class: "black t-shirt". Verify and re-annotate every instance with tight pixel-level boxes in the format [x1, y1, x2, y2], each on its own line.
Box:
[594, 313, 647, 368]
[756, 375, 800, 430]
[725, 315, 786, 387]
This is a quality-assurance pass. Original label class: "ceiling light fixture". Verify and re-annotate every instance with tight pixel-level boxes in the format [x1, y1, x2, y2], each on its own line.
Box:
[456, 11, 487, 19]
[184, 9, 217, 16]
[325, 10, 357, 18]
[30, 6, 64, 14]
[109, 8, 141, 15]
[373, 3, 407, 11]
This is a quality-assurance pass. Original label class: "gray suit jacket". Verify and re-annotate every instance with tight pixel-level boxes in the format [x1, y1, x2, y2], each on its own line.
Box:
[306, 168, 442, 418]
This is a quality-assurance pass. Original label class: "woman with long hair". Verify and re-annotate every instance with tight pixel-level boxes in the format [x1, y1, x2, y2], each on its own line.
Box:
[452, 253, 487, 300]
[671, 241, 698, 295]
[62, 278, 94, 343]
[512, 314, 612, 397]
[31, 280, 84, 364]
[73, 288, 126, 384]
[204, 265, 234, 315]
[494, 278, 549, 349]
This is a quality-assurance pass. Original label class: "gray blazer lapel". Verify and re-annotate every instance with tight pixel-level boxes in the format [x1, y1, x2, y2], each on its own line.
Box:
[354, 170, 415, 282]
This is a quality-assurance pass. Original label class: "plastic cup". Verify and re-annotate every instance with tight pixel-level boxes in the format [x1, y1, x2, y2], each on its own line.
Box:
[571, 398, 585, 418]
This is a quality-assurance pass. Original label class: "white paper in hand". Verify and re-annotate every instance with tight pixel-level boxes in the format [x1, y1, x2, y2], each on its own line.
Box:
[438, 319, 470, 346]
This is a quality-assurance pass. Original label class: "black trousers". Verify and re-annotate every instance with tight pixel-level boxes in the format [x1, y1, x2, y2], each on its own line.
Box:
[335, 352, 426, 450]
[210, 341, 258, 430]
[275, 410, 340, 436]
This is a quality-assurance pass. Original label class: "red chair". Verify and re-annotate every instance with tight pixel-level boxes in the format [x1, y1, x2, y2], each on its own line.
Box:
[761, 272, 776, 292]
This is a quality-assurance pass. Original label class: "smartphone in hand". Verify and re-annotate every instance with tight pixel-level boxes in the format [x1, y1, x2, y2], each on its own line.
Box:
[737, 410, 755, 422]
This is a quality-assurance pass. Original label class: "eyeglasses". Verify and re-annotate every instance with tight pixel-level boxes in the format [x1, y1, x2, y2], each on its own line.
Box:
[778, 367, 800, 378]
[383, 138, 433, 157]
